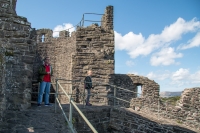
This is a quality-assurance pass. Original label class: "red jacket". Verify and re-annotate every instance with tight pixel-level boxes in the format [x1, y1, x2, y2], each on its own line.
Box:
[43, 64, 51, 82]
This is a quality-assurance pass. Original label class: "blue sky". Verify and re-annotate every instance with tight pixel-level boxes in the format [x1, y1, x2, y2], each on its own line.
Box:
[16, 0, 200, 92]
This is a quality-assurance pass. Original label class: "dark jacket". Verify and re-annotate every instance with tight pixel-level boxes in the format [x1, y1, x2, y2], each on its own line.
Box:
[38, 64, 53, 82]
[84, 76, 92, 89]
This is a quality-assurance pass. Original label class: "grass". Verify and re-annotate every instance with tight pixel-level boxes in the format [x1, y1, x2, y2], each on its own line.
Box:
[160, 96, 180, 106]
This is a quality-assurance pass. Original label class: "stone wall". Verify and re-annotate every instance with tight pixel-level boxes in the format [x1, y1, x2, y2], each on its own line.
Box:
[109, 107, 197, 133]
[66, 106, 198, 133]
[108, 74, 159, 107]
[71, 6, 114, 104]
[159, 87, 200, 129]
[71, 106, 111, 133]
[0, 0, 36, 120]
[130, 87, 200, 130]
[32, 29, 77, 103]
[32, 6, 114, 104]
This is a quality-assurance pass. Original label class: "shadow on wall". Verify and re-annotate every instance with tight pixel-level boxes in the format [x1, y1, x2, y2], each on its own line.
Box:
[107, 74, 160, 108]
[107, 74, 138, 107]
[58, 104, 197, 133]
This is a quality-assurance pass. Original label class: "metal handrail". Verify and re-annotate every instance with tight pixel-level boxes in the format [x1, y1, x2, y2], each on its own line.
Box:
[56, 98, 75, 133]
[34, 79, 200, 131]
[55, 79, 98, 133]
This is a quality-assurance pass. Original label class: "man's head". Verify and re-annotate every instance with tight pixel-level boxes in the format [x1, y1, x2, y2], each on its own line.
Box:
[87, 70, 92, 76]
[44, 57, 50, 65]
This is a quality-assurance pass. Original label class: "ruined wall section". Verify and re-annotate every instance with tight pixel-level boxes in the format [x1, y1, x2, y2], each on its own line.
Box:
[101, 6, 113, 31]
[108, 74, 159, 107]
[72, 6, 114, 104]
[157, 87, 200, 129]
[0, 0, 36, 121]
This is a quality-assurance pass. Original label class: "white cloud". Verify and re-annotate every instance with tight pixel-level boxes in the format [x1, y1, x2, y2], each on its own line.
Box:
[115, 17, 200, 65]
[178, 32, 200, 50]
[169, 68, 199, 88]
[146, 68, 200, 91]
[146, 71, 171, 81]
[189, 70, 200, 84]
[171, 68, 190, 81]
[150, 47, 183, 66]
[127, 71, 138, 75]
[115, 31, 144, 51]
[53, 23, 75, 37]
[125, 60, 134, 67]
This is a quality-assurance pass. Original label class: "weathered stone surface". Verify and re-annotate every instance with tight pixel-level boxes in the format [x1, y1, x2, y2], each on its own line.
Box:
[1, 1, 199, 132]
[0, 0, 36, 127]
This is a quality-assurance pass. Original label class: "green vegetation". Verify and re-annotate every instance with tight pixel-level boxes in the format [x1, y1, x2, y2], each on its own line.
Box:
[160, 96, 180, 106]
[176, 120, 183, 124]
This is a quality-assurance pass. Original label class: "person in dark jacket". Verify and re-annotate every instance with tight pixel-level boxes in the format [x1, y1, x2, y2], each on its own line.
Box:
[37, 57, 53, 107]
[84, 70, 93, 106]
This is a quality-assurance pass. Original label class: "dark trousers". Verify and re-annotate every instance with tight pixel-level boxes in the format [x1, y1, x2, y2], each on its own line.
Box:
[85, 89, 91, 104]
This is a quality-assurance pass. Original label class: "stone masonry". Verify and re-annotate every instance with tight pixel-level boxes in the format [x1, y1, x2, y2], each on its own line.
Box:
[130, 87, 200, 130]
[32, 6, 115, 105]
[0, 0, 36, 122]
[1, 1, 199, 132]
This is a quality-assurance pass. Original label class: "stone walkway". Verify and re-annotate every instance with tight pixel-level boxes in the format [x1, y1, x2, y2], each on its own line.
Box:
[1, 103, 198, 133]
[0, 103, 70, 133]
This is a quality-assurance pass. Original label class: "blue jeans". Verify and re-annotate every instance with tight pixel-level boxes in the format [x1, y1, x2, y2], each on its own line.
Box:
[38, 81, 51, 104]
[85, 89, 91, 104]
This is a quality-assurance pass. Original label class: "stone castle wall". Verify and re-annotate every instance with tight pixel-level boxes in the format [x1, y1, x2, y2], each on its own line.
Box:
[130, 87, 200, 130]
[65, 106, 198, 133]
[1, 1, 199, 132]
[32, 29, 77, 103]
[0, 0, 36, 120]
[32, 6, 115, 105]
[159, 87, 200, 129]
[108, 74, 159, 107]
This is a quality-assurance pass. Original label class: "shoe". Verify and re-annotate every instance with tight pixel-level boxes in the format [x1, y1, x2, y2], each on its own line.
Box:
[37, 104, 41, 107]
[45, 104, 52, 106]
[86, 103, 92, 106]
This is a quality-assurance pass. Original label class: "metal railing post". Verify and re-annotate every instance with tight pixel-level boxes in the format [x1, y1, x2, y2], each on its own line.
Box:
[55, 79, 58, 113]
[69, 97, 73, 129]
[83, 81, 86, 108]
[114, 86, 116, 106]
[82, 14, 84, 27]
[158, 98, 160, 120]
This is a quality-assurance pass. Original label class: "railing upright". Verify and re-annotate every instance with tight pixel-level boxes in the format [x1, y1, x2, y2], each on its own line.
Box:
[69, 97, 73, 129]
[114, 86, 116, 106]
[158, 98, 160, 120]
[55, 79, 58, 113]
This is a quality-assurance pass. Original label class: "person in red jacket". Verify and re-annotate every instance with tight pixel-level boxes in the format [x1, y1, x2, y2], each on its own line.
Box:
[37, 57, 53, 106]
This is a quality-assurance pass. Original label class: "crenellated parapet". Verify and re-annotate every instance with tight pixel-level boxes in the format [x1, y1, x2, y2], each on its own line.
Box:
[36, 29, 53, 42]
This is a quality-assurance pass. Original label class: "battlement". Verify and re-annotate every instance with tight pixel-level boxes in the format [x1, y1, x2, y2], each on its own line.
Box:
[1, 1, 199, 132]
[0, 0, 17, 15]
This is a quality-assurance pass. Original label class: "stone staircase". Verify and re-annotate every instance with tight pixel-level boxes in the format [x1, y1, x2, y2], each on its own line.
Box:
[0, 103, 70, 133]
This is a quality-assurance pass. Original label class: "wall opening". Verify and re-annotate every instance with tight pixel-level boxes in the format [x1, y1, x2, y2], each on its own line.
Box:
[41, 34, 45, 42]
[136, 84, 143, 97]
[81, 45, 87, 48]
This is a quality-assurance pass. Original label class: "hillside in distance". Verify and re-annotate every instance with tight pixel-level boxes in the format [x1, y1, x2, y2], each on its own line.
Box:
[160, 91, 182, 97]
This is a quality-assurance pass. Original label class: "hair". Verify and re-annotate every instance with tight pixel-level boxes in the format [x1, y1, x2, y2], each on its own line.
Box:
[87, 70, 92, 73]
[43, 56, 50, 61]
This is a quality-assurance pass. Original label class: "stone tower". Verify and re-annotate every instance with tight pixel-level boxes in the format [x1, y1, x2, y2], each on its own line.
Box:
[0, 0, 36, 120]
